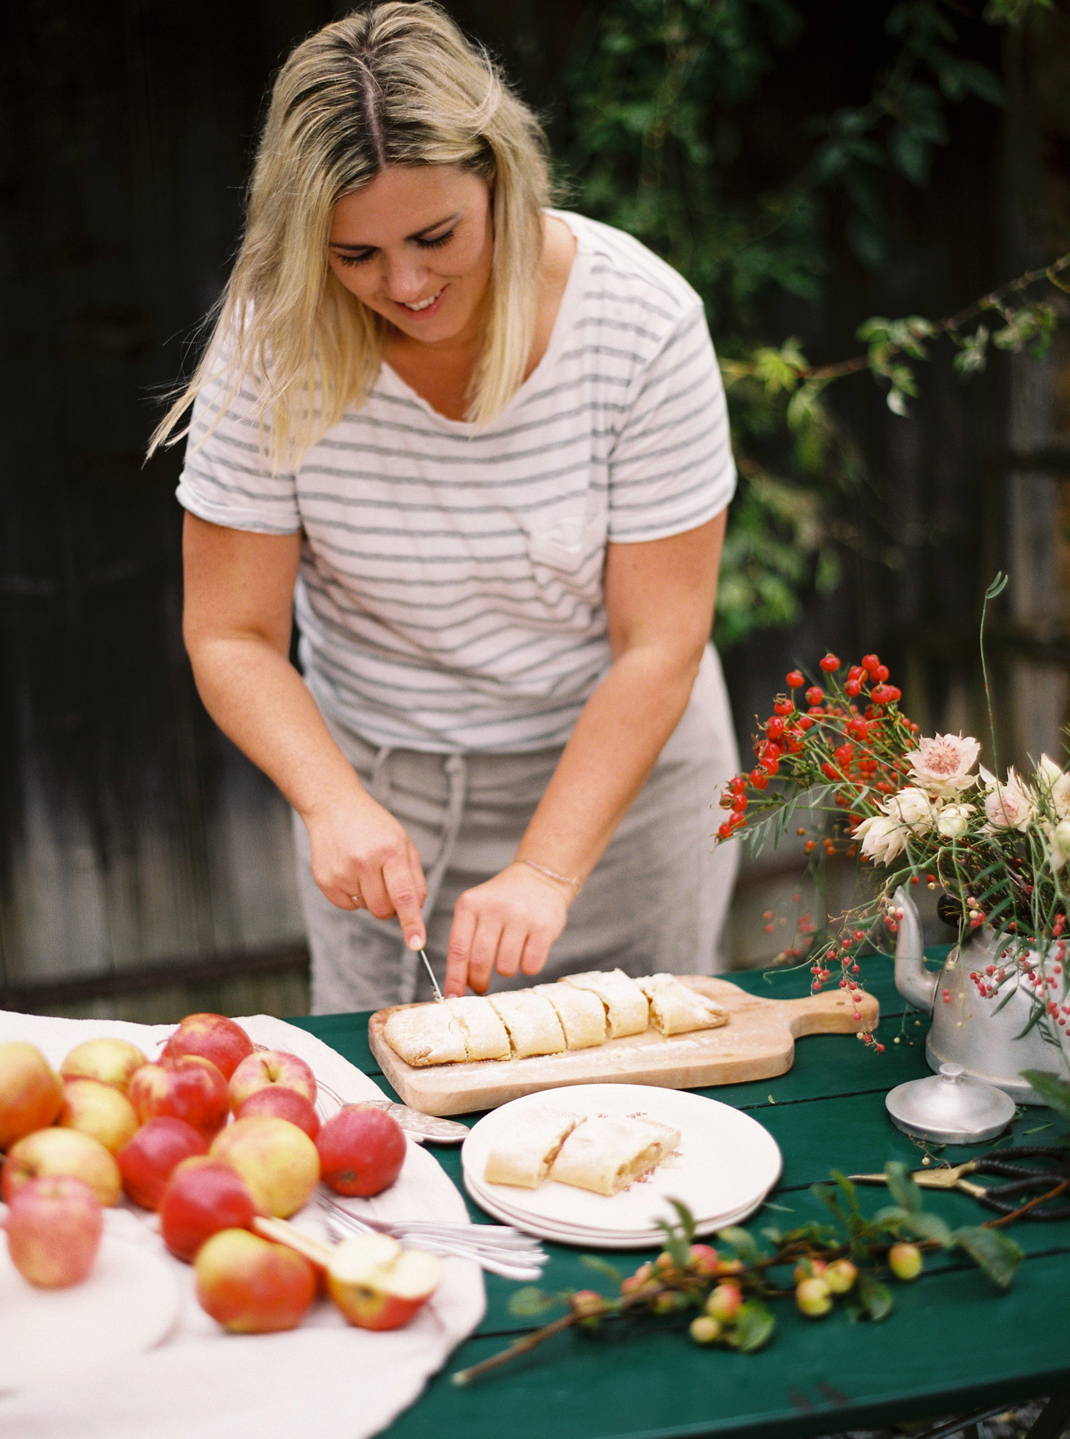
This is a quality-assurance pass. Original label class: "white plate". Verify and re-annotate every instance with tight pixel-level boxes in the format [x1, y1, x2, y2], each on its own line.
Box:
[0, 1233, 181, 1391]
[461, 1084, 781, 1247]
[464, 1174, 764, 1248]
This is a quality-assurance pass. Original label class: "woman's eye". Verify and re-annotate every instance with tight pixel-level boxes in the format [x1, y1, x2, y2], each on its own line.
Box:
[336, 250, 374, 267]
[416, 230, 453, 250]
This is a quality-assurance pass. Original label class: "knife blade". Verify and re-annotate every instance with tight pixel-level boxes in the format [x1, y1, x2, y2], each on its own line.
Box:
[418, 947, 445, 1003]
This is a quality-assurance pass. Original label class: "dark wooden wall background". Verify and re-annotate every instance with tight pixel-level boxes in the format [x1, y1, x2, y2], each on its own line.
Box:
[2, 2, 1067, 1015]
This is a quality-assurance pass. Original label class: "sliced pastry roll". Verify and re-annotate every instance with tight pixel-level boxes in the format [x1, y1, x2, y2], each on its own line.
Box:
[488, 990, 567, 1058]
[445, 996, 511, 1062]
[636, 974, 729, 1036]
[549, 1115, 681, 1196]
[383, 1003, 467, 1068]
[560, 969, 648, 1038]
[482, 1107, 583, 1188]
[536, 982, 606, 1050]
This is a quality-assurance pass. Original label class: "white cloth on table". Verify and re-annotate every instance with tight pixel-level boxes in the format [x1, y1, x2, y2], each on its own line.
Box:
[0, 1009, 485, 1439]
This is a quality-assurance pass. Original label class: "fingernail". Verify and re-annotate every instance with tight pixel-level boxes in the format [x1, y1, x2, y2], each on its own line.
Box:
[406, 934, 423, 950]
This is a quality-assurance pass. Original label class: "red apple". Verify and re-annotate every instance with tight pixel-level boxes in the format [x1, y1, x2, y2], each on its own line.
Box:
[59, 1038, 146, 1094]
[116, 1116, 208, 1209]
[159, 1156, 259, 1262]
[128, 1055, 230, 1138]
[162, 1014, 254, 1081]
[0, 1042, 63, 1149]
[316, 1105, 405, 1197]
[235, 1086, 320, 1139]
[194, 1228, 316, 1333]
[209, 1116, 319, 1218]
[60, 1078, 139, 1154]
[228, 1050, 316, 1111]
[5, 1175, 103, 1288]
[326, 1232, 440, 1330]
[2, 1127, 122, 1206]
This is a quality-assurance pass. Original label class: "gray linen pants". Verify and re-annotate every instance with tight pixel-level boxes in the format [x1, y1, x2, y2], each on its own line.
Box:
[296, 645, 740, 1014]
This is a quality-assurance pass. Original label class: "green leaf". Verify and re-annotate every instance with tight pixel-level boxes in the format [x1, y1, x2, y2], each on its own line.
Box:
[717, 1225, 760, 1265]
[732, 1299, 777, 1352]
[901, 1211, 953, 1246]
[889, 126, 932, 185]
[508, 1286, 558, 1318]
[1020, 1069, 1070, 1120]
[953, 1226, 1023, 1289]
[579, 1255, 623, 1285]
[884, 1161, 923, 1212]
[856, 1271, 894, 1321]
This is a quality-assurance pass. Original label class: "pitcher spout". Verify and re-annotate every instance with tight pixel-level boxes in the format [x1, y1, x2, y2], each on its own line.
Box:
[893, 886, 938, 1013]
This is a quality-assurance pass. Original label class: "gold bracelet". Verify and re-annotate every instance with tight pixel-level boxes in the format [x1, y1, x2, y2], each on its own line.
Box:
[521, 857, 582, 894]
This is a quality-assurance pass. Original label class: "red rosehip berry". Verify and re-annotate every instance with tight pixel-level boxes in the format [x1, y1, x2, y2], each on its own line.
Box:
[875, 664, 889, 682]
[717, 822, 732, 840]
[766, 717, 786, 739]
[786, 670, 805, 689]
[774, 699, 794, 716]
[805, 686, 823, 706]
[862, 653, 881, 675]
[819, 654, 840, 672]
[845, 680, 862, 697]
[749, 768, 768, 790]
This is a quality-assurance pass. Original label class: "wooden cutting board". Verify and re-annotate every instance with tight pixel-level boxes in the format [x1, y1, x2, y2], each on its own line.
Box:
[367, 976, 880, 1116]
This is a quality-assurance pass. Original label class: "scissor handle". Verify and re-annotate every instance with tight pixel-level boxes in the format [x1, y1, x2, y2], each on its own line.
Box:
[981, 1146, 1070, 1165]
[974, 1176, 1070, 1219]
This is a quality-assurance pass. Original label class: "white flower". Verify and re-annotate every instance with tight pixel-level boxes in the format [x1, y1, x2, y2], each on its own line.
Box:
[1042, 819, 1070, 871]
[1035, 754, 1070, 820]
[936, 803, 973, 840]
[854, 815, 908, 865]
[905, 733, 980, 798]
[883, 786, 937, 832]
[982, 768, 1035, 832]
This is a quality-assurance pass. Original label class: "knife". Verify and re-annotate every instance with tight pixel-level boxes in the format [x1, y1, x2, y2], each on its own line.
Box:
[418, 947, 445, 1003]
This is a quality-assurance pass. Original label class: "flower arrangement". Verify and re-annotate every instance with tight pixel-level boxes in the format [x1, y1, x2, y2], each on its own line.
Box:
[715, 643, 1070, 1062]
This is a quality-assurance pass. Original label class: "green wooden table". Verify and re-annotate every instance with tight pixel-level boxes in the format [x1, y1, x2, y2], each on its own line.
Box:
[292, 957, 1070, 1439]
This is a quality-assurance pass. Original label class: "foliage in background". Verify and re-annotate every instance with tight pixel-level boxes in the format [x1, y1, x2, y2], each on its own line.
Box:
[550, 0, 1059, 645]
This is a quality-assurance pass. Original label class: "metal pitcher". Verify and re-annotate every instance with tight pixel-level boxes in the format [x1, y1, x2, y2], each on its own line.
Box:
[892, 887, 1054, 1105]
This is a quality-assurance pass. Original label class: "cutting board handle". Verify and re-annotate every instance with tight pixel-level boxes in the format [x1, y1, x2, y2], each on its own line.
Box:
[772, 988, 880, 1037]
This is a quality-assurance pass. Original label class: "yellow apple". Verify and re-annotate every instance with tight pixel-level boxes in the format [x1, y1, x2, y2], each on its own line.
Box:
[2, 1127, 122, 1206]
[0, 1042, 63, 1149]
[60, 1078, 139, 1154]
[195, 1229, 316, 1332]
[59, 1038, 147, 1094]
[210, 1116, 319, 1217]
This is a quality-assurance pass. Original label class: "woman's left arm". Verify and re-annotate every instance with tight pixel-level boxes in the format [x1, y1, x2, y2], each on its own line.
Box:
[443, 509, 726, 995]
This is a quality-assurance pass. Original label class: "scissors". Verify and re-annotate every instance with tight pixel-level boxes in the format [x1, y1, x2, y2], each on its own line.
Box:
[850, 1147, 1070, 1220]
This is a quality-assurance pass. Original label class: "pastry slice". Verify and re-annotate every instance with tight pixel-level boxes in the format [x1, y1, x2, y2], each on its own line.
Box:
[549, 1115, 681, 1196]
[536, 983, 606, 1050]
[382, 1002, 467, 1068]
[483, 1108, 583, 1188]
[636, 974, 729, 1036]
[488, 990, 567, 1058]
[560, 969, 649, 1038]
[445, 996, 511, 1062]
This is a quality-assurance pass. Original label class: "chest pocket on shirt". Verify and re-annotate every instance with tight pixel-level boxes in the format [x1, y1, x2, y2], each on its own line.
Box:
[525, 512, 608, 609]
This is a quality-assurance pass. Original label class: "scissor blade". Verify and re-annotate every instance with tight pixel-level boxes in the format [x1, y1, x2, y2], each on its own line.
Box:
[849, 1168, 969, 1190]
[420, 948, 445, 1003]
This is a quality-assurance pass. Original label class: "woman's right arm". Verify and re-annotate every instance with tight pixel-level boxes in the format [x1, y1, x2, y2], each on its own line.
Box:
[182, 513, 428, 948]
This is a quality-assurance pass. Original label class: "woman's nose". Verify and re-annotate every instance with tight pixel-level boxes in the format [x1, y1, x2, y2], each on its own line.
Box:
[381, 254, 430, 303]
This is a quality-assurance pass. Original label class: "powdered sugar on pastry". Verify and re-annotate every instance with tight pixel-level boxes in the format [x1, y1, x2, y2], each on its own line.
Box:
[488, 990, 567, 1058]
[560, 969, 648, 1037]
[536, 982, 606, 1049]
[637, 974, 729, 1036]
[549, 1115, 681, 1196]
[445, 996, 511, 1061]
[482, 1107, 583, 1188]
[382, 1003, 467, 1067]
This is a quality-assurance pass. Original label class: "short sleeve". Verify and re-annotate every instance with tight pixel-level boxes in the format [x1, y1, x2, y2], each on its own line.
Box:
[175, 369, 301, 535]
[606, 305, 735, 543]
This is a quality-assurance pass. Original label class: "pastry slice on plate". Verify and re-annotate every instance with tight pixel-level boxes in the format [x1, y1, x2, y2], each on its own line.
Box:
[482, 1107, 583, 1188]
[560, 969, 649, 1038]
[536, 982, 606, 1050]
[549, 1115, 681, 1196]
[445, 996, 511, 1061]
[383, 1003, 467, 1067]
[636, 974, 729, 1036]
[488, 990, 567, 1058]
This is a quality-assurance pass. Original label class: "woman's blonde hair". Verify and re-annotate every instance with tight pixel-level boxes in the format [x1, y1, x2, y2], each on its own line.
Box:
[150, 2, 550, 468]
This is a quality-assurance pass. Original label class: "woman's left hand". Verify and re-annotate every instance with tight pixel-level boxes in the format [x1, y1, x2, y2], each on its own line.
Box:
[443, 863, 573, 996]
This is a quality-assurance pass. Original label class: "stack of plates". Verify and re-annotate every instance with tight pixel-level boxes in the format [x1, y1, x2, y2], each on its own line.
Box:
[462, 1084, 782, 1249]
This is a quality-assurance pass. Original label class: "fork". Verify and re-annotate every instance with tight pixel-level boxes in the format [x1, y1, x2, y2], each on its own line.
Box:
[318, 1198, 548, 1280]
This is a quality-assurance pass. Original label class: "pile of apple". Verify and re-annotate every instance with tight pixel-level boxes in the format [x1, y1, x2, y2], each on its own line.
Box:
[0, 1014, 441, 1335]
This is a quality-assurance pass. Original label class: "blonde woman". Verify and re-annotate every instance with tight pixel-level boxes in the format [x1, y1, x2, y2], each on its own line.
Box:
[159, 2, 740, 1012]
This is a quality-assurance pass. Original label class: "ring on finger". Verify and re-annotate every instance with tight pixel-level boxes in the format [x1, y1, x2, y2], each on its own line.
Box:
[350, 885, 363, 908]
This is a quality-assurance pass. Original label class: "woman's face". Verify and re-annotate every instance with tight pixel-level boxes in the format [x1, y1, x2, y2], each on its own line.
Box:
[327, 165, 494, 346]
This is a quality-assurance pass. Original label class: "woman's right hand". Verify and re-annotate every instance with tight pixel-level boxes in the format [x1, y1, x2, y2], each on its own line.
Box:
[303, 790, 429, 951]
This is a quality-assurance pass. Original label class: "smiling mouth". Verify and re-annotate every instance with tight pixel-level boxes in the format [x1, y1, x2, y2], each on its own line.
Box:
[399, 288, 444, 312]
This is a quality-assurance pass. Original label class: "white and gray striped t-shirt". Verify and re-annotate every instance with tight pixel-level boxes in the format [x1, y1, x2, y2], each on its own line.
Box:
[176, 211, 736, 754]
